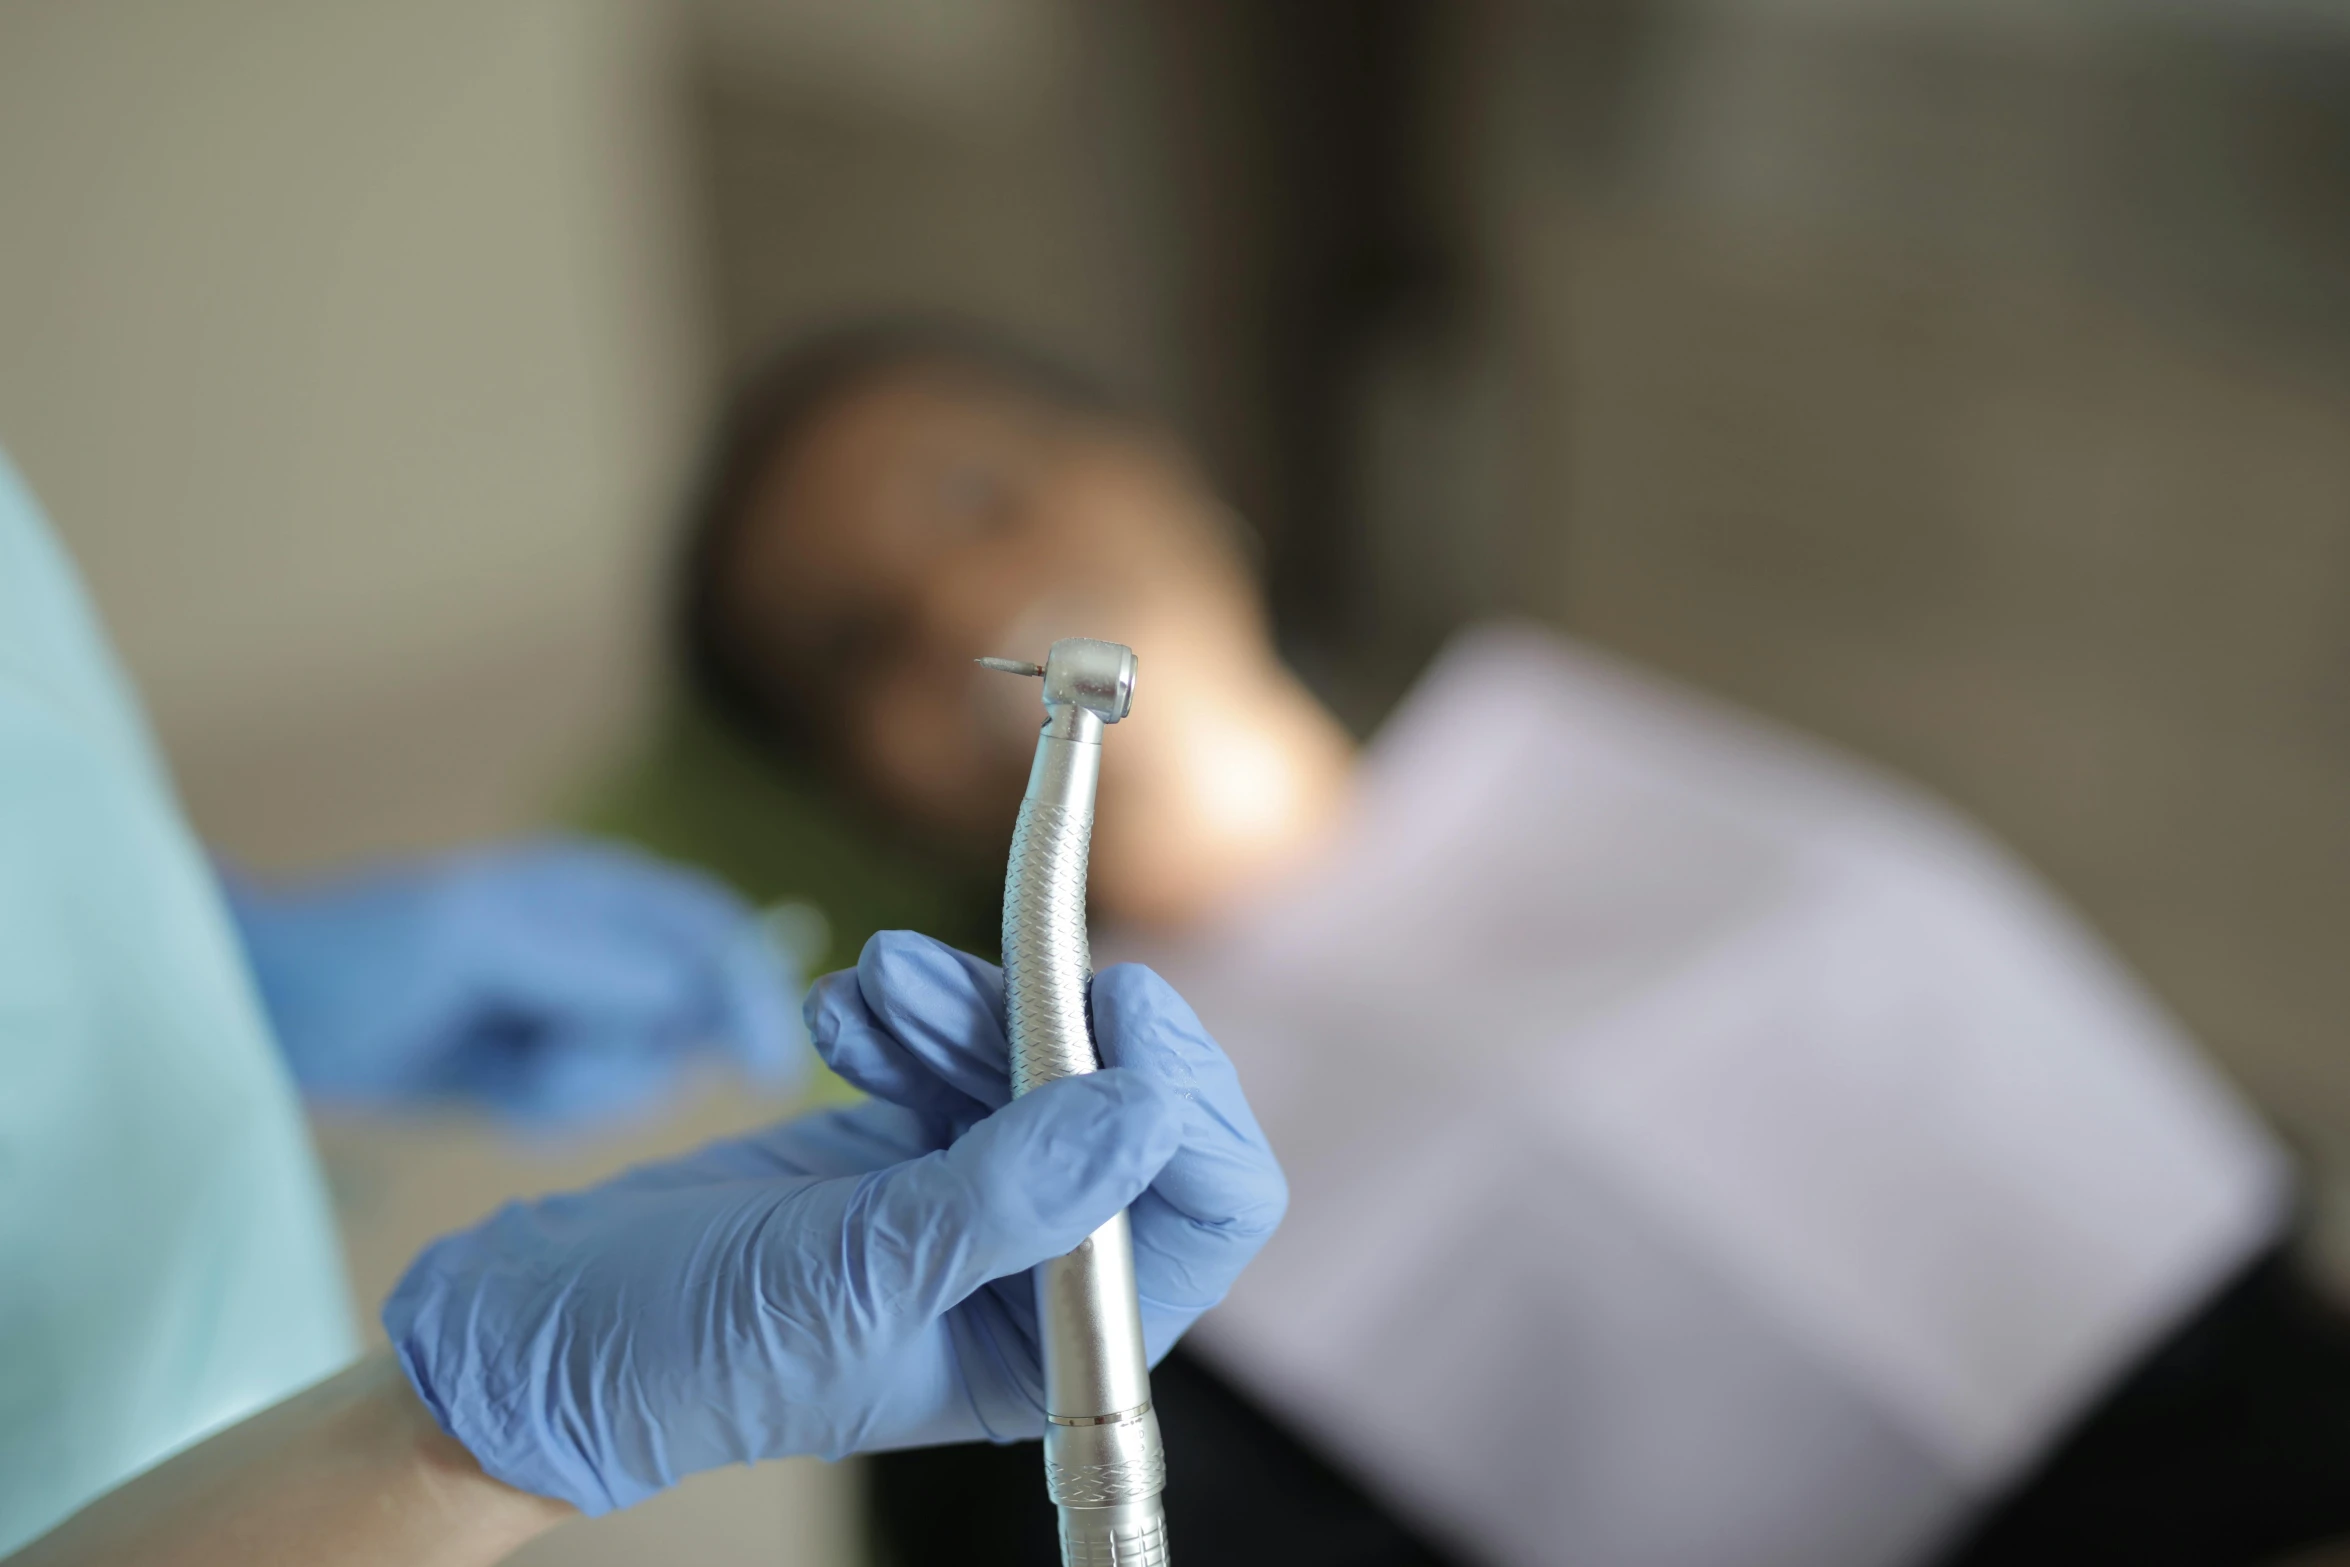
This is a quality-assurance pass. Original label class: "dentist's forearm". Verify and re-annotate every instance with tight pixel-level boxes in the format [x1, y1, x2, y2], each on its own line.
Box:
[10, 1352, 569, 1567]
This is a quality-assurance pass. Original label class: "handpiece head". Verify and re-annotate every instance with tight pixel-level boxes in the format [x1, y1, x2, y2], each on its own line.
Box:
[979, 637, 1137, 725]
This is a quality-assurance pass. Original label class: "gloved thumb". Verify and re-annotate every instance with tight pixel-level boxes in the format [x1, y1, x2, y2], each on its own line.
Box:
[853, 1069, 1185, 1324]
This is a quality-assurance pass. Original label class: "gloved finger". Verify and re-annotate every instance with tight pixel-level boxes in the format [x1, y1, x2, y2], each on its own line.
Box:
[460, 905, 709, 1031]
[484, 1021, 696, 1130]
[803, 969, 970, 1127]
[708, 916, 804, 1084]
[554, 844, 803, 1081]
[1089, 964, 1287, 1320]
[857, 931, 1014, 1109]
[489, 838, 753, 950]
[468, 843, 800, 1081]
[804, 932, 1010, 1121]
[837, 1068, 1183, 1326]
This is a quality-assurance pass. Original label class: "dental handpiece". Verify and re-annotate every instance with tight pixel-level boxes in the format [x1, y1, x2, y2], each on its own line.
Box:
[981, 637, 1168, 1567]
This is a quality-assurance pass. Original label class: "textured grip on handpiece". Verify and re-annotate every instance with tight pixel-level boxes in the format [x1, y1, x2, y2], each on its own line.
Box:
[1004, 797, 1098, 1095]
[1002, 718, 1170, 1565]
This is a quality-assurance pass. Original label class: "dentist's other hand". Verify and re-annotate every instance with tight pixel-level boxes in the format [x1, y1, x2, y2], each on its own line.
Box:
[223, 837, 799, 1125]
[382, 931, 1285, 1514]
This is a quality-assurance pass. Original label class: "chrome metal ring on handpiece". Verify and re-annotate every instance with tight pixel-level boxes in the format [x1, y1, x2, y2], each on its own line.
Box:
[984, 636, 1169, 1567]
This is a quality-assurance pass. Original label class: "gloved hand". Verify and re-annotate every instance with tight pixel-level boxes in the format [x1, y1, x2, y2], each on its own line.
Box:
[222, 837, 800, 1125]
[383, 930, 1285, 1515]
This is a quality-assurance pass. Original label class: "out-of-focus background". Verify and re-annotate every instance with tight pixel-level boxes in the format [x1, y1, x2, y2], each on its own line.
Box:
[3, 1, 2347, 1561]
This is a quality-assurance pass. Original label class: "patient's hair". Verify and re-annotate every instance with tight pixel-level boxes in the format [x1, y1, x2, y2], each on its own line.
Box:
[673, 320, 1124, 758]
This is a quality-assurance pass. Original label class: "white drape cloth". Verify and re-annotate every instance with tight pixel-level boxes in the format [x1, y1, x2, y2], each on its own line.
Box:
[1113, 626, 2283, 1567]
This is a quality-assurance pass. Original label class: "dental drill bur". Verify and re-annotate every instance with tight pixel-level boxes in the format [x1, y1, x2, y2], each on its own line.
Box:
[981, 637, 1168, 1567]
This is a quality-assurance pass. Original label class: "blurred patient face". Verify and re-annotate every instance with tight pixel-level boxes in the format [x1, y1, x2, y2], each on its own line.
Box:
[718, 363, 1270, 855]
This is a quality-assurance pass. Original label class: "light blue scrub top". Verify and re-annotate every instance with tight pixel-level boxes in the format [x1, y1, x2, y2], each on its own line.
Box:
[0, 455, 356, 1552]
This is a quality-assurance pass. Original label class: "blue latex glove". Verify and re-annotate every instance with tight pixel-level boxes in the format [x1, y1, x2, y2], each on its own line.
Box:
[382, 930, 1286, 1515]
[223, 837, 800, 1125]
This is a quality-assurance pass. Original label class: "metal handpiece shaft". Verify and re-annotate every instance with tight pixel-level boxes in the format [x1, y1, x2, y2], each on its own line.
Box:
[992, 638, 1166, 1567]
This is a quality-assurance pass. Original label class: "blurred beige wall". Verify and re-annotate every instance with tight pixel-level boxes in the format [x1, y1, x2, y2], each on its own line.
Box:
[0, 0, 702, 869]
[692, 0, 1180, 413]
